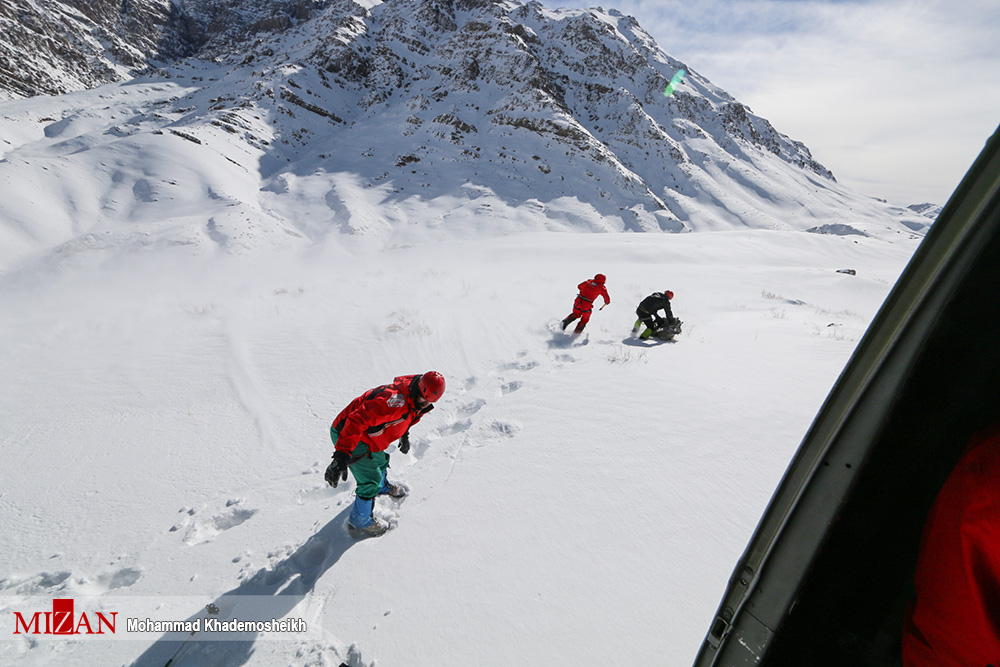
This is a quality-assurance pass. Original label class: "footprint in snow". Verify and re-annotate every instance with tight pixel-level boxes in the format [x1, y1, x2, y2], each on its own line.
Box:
[0, 570, 72, 595]
[456, 398, 487, 419]
[0, 566, 142, 596]
[499, 358, 540, 372]
[95, 566, 143, 590]
[500, 380, 522, 395]
[437, 418, 473, 437]
[181, 501, 258, 546]
[464, 419, 522, 449]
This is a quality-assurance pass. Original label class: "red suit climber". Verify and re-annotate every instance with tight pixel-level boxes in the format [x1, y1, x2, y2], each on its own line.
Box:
[561, 274, 610, 334]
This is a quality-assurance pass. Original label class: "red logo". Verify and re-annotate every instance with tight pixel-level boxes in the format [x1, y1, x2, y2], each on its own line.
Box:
[13, 599, 117, 635]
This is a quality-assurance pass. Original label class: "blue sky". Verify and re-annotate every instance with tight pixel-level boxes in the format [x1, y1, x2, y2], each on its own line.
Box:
[557, 0, 1000, 206]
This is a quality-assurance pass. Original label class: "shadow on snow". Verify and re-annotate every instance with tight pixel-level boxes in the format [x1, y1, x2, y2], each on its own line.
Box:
[130, 509, 358, 667]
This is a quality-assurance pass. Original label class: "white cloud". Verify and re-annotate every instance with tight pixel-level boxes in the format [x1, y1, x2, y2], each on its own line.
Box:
[555, 0, 1000, 205]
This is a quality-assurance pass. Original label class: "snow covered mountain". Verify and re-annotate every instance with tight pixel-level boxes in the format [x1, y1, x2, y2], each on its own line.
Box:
[0, 0, 931, 272]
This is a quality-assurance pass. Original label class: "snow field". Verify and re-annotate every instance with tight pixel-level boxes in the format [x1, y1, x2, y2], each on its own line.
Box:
[0, 229, 917, 666]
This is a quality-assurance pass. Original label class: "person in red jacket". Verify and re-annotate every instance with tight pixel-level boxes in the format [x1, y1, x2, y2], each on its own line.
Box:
[561, 273, 610, 334]
[901, 421, 1000, 665]
[325, 371, 445, 537]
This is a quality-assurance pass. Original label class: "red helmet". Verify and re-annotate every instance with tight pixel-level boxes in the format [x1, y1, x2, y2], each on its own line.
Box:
[665, 290, 674, 300]
[417, 371, 446, 403]
[594, 273, 606, 285]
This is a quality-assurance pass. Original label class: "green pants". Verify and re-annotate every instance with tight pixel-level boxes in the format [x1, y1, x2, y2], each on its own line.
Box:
[330, 425, 390, 499]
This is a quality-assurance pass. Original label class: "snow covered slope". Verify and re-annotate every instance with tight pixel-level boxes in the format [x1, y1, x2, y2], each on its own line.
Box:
[0, 227, 919, 666]
[1, 0, 932, 273]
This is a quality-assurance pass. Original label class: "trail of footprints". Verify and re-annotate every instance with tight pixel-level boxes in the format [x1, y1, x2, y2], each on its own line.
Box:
[0, 349, 586, 666]
[0, 349, 575, 660]
[0, 564, 144, 596]
[2, 501, 262, 599]
[425, 333, 610, 459]
[151, 346, 571, 575]
[425, 353, 539, 450]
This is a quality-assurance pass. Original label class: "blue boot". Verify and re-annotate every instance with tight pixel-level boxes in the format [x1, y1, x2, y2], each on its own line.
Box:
[348, 496, 387, 537]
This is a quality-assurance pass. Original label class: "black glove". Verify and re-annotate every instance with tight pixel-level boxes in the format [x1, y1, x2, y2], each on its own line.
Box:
[325, 451, 350, 487]
[399, 432, 411, 454]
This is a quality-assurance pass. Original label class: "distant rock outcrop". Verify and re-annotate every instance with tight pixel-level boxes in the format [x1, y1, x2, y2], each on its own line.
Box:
[907, 202, 942, 220]
[0, 0, 326, 98]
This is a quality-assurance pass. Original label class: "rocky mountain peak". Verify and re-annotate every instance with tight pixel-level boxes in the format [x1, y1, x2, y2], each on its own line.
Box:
[0, 0, 931, 255]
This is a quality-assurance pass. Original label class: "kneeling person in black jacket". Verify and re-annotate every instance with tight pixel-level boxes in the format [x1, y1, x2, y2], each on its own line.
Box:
[634, 290, 677, 340]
